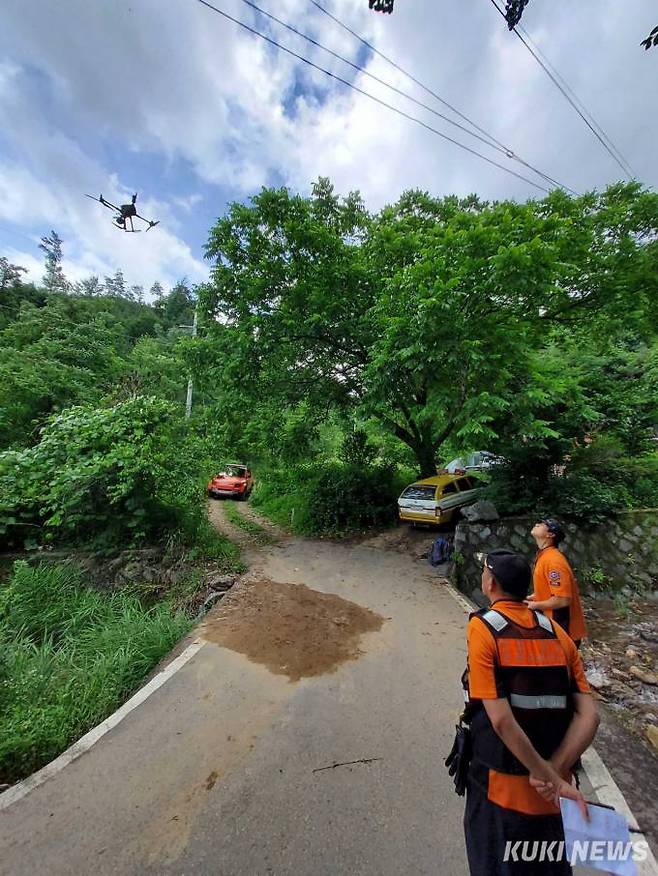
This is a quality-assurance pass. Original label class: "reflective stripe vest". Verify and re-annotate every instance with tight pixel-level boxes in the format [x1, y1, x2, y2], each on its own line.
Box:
[463, 608, 574, 777]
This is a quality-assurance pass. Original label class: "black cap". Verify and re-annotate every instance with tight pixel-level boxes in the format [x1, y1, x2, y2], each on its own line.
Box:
[541, 517, 565, 545]
[484, 549, 531, 599]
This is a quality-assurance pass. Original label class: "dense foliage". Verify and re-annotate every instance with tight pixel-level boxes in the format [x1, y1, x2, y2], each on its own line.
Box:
[0, 398, 217, 549]
[0, 253, 214, 551]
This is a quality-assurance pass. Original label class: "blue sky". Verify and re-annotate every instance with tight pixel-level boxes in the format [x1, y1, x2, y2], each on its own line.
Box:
[1, 0, 656, 295]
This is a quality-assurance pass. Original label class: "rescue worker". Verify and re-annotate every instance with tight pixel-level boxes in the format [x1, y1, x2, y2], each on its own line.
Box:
[527, 519, 587, 647]
[462, 549, 599, 875]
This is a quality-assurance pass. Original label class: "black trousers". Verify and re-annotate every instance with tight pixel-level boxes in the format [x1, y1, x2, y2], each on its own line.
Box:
[464, 782, 572, 876]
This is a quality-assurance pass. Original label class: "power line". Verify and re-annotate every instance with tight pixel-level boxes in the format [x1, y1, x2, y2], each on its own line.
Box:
[307, 0, 576, 193]
[195, 0, 552, 194]
[235, 0, 575, 193]
[516, 24, 636, 179]
[488, 0, 635, 180]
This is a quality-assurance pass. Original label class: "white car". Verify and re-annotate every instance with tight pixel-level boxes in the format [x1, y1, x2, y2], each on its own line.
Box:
[444, 451, 505, 475]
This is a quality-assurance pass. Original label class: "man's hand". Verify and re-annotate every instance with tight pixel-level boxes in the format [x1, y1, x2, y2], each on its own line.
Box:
[525, 599, 540, 611]
[529, 775, 554, 801]
[529, 775, 589, 821]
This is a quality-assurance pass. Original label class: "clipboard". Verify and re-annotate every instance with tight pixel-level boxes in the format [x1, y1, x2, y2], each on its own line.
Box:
[560, 798, 645, 876]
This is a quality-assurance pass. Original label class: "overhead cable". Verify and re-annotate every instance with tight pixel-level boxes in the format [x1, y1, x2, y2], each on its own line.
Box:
[195, 0, 553, 194]
[488, 0, 636, 180]
[235, 0, 576, 193]
[516, 23, 636, 179]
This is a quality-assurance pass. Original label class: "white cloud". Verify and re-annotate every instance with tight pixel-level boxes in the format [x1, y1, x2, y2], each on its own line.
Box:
[173, 193, 203, 212]
[0, 0, 656, 289]
[0, 160, 206, 291]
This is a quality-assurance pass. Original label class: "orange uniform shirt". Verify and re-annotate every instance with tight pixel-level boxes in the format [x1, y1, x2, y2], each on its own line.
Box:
[466, 599, 590, 815]
[533, 546, 587, 642]
[467, 600, 590, 701]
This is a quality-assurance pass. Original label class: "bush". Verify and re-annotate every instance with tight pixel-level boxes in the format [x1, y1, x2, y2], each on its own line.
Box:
[550, 474, 632, 523]
[0, 397, 221, 550]
[0, 561, 191, 782]
[252, 462, 403, 535]
[484, 437, 658, 524]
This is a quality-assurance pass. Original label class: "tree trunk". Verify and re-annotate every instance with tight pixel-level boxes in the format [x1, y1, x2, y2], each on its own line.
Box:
[412, 439, 438, 479]
[375, 412, 440, 479]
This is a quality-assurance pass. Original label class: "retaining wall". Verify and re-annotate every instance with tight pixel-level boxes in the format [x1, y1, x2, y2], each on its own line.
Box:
[453, 509, 658, 606]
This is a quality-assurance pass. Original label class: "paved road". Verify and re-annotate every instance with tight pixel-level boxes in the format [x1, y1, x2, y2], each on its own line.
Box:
[0, 534, 473, 875]
[4, 520, 650, 876]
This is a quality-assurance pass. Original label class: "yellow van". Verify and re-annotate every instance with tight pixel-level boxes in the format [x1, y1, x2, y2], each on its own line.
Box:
[397, 474, 483, 525]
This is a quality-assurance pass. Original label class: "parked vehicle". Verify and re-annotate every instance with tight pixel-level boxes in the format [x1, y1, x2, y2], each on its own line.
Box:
[207, 464, 254, 500]
[397, 473, 483, 525]
[444, 450, 505, 474]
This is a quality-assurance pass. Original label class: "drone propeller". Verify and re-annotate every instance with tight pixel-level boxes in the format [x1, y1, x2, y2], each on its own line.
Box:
[134, 212, 160, 231]
[85, 193, 120, 213]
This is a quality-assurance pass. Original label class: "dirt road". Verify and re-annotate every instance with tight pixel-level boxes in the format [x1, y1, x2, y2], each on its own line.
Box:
[0, 507, 654, 875]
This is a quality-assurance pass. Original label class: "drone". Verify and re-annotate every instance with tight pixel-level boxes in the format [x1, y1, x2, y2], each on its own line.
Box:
[85, 192, 160, 232]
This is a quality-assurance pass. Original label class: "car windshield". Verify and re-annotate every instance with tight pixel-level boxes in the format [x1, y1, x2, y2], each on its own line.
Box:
[224, 465, 246, 477]
[401, 485, 436, 500]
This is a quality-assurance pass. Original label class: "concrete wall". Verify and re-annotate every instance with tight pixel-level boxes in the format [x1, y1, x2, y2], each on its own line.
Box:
[453, 510, 658, 606]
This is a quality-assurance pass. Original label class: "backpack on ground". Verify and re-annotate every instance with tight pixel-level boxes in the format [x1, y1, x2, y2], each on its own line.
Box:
[429, 536, 453, 566]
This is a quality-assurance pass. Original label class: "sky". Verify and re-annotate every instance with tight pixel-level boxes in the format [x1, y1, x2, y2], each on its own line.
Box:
[1, 0, 656, 296]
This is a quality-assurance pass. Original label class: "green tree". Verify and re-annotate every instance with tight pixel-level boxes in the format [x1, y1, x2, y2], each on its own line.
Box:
[0, 259, 47, 327]
[39, 231, 69, 294]
[0, 397, 215, 548]
[0, 257, 26, 292]
[149, 281, 164, 302]
[73, 275, 104, 297]
[0, 301, 125, 447]
[104, 269, 127, 298]
[203, 181, 658, 476]
[156, 280, 195, 326]
[119, 334, 185, 402]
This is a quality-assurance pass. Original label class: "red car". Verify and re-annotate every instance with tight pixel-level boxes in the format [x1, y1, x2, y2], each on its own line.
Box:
[207, 464, 254, 500]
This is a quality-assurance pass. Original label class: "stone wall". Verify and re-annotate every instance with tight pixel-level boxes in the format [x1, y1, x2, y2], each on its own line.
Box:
[453, 509, 658, 606]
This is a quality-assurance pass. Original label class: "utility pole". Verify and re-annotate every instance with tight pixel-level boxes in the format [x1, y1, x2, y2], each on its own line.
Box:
[180, 306, 198, 420]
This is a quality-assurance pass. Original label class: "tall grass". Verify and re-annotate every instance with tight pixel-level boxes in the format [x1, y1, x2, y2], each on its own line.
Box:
[0, 561, 192, 783]
[183, 517, 247, 571]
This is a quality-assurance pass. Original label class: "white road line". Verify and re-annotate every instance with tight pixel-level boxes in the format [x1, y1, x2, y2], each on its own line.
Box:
[443, 580, 476, 614]
[441, 580, 658, 869]
[581, 747, 658, 875]
[0, 639, 205, 810]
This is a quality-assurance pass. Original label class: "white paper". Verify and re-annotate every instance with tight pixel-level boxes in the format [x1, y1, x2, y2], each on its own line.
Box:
[560, 797, 639, 876]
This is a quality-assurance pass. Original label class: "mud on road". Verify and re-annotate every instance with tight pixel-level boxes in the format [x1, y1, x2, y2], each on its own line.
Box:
[201, 577, 384, 682]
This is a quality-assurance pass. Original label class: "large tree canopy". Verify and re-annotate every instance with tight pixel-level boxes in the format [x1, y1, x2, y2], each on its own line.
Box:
[201, 180, 658, 476]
